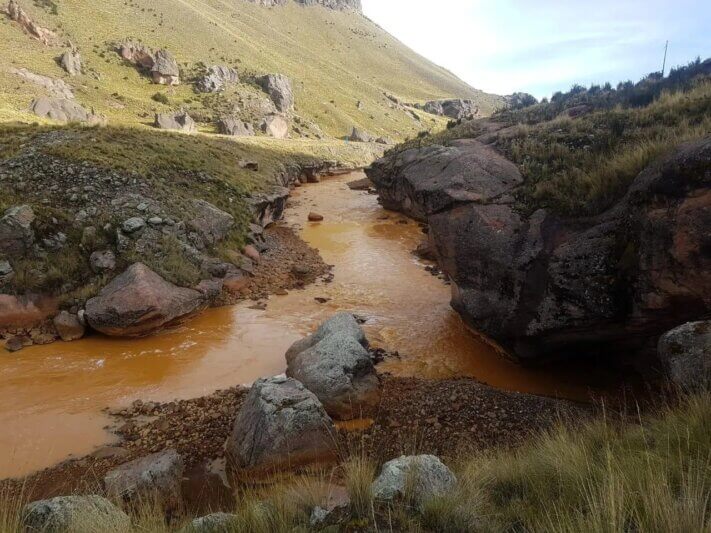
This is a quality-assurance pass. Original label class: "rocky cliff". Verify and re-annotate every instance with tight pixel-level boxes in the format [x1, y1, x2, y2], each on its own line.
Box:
[246, 0, 362, 12]
[368, 136, 711, 365]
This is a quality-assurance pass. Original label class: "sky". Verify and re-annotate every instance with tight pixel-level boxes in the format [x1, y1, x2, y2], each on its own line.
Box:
[360, 0, 711, 98]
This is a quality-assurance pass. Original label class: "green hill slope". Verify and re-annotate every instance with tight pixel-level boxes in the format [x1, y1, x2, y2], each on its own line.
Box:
[0, 0, 501, 139]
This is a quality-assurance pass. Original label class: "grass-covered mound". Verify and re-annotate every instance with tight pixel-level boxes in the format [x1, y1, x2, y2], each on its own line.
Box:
[0, 123, 380, 297]
[0, 0, 501, 138]
[392, 59, 711, 216]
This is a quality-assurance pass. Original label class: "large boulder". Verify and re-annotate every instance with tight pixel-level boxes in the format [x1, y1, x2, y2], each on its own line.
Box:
[10, 67, 74, 99]
[257, 74, 294, 112]
[196, 65, 239, 93]
[226, 376, 336, 474]
[59, 49, 82, 76]
[118, 40, 179, 85]
[154, 111, 196, 133]
[189, 199, 234, 245]
[21, 495, 130, 532]
[260, 113, 289, 139]
[217, 116, 254, 137]
[0, 205, 34, 256]
[367, 136, 711, 364]
[85, 263, 206, 337]
[286, 313, 379, 420]
[658, 321, 711, 390]
[104, 449, 184, 516]
[372, 455, 457, 509]
[151, 49, 180, 85]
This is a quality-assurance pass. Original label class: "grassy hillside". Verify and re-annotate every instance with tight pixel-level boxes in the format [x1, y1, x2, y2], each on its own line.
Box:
[0, 0, 502, 139]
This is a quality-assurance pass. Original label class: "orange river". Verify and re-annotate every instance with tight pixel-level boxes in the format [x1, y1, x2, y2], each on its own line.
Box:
[0, 172, 631, 478]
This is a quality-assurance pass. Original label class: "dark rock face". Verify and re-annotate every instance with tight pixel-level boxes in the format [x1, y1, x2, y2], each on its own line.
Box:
[368, 137, 711, 364]
[226, 376, 336, 474]
[85, 263, 206, 337]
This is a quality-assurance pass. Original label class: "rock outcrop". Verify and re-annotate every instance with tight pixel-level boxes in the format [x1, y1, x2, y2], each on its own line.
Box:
[154, 111, 196, 133]
[7, 0, 57, 44]
[31, 97, 104, 124]
[85, 263, 206, 337]
[286, 313, 380, 420]
[260, 113, 289, 138]
[372, 455, 457, 509]
[257, 74, 294, 112]
[59, 49, 82, 76]
[22, 495, 130, 532]
[247, 0, 362, 12]
[658, 321, 710, 390]
[195, 65, 239, 93]
[226, 376, 336, 473]
[217, 116, 254, 137]
[417, 99, 480, 120]
[189, 199, 234, 245]
[118, 40, 180, 85]
[348, 127, 374, 143]
[368, 136, 711, 364]
[0, 204, 34, 256]
[104, 449, 184, 515]
[10, 68, 74, 99]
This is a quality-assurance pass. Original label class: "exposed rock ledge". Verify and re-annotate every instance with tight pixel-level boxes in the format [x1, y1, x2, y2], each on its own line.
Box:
[367, 136, 711, 365]
[246, 0, 362, 12]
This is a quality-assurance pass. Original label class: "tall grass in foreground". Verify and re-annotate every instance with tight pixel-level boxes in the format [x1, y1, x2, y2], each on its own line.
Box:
[1, 392, 709, 531]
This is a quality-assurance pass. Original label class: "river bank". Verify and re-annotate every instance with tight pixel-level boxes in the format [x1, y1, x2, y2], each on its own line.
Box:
[1, 171, 643, 485]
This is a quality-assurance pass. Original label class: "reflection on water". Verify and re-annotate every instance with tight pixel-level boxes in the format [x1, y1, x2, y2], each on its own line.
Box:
[0, 172, 623, 478]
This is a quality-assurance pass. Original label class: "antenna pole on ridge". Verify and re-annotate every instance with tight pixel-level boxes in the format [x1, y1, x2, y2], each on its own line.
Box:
[662, 40, 669, 76]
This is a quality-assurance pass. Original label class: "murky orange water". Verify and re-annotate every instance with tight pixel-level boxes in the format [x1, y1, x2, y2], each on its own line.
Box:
[0, 172, 625, 478]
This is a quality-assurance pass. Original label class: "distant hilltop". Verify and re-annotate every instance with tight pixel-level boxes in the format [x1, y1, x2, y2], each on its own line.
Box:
[247, 0, 362, 12]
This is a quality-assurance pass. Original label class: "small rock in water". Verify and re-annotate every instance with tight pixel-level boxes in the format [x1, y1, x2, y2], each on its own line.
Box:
[274, 288, 288, 296]
[308, 212, 324, 222]
[5, 336, 25, 352]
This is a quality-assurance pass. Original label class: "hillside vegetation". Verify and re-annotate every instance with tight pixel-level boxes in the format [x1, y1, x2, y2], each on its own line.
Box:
[0, 0, 501, 139]
[393, 59, 711, 215]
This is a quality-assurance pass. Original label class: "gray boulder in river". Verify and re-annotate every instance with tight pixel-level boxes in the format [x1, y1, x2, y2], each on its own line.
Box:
[226, 376, 336, 474]
[367, 136, 711, 365]
[85, 263, 206, 337]
[286, 313, 380, 419]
